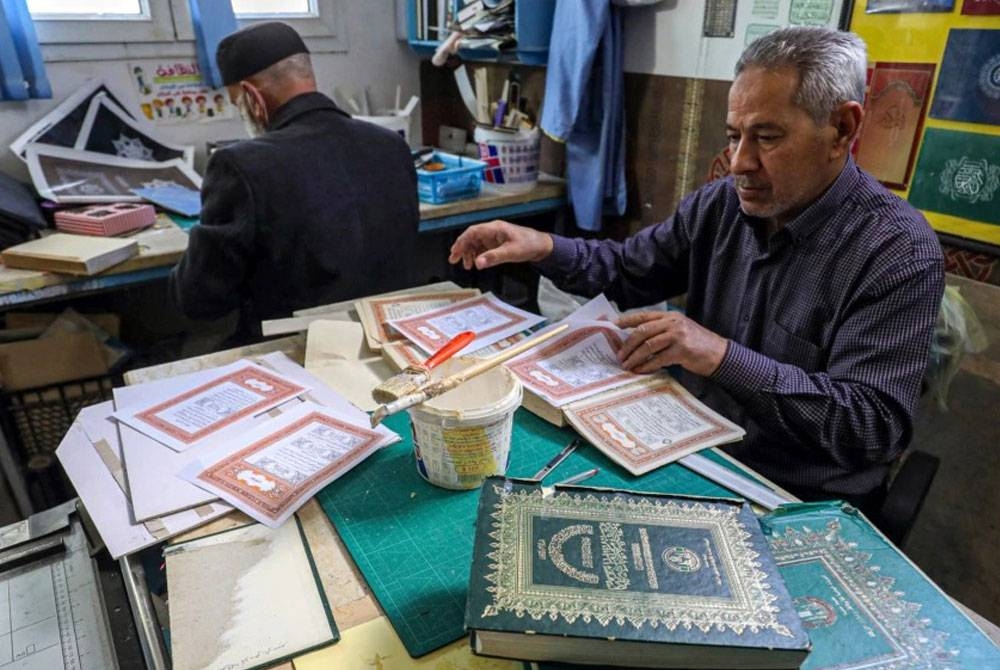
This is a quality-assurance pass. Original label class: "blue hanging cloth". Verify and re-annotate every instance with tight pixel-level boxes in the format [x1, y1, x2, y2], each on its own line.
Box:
[540, 0, 626, 232]
[188, 0, 238, 89]
[0, 0, 52, 101]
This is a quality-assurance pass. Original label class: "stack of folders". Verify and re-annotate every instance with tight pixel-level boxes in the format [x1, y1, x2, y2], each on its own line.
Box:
[54, 202, 156, 236]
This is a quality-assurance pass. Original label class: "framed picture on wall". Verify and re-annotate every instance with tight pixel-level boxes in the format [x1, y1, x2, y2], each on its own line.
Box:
[855, 62, 935, 189]
[930, 29, 1000, 126]
[866, 0, 954, 12]
[962, 0, 1000, 15]
[908, 127, 1000, 226]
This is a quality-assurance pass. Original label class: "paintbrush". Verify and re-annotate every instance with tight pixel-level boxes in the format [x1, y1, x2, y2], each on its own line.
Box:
[370, 323, 570, 427]
[371, 330, 475, 404]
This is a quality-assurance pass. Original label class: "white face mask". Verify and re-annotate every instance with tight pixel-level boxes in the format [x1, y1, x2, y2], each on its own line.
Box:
[236, 93, 265, 139]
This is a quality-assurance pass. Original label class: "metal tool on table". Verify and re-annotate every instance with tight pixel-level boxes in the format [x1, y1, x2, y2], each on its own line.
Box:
[371, 323, 570, 427]
[0, 500, 119, 669]
[371, 330, 475, 403]
[679, 453, 791, 510]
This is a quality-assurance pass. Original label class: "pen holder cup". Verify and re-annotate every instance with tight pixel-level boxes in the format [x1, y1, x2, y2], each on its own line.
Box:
[408, 358, 523, 490]
[474, 126, 541, 195]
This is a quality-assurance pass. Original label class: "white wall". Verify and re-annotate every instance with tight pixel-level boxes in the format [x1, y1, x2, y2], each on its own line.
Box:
[623, 0, 847, 80]
[0, 0, 420, 181]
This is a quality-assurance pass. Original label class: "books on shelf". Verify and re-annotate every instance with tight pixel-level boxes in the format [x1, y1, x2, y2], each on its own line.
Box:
[761, 501, 1000, 670]
[466, 478, 811, 668]
[1, 232, 138, 275]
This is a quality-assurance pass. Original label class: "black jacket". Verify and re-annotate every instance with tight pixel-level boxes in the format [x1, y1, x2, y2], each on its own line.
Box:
[170, 92, 429, 339]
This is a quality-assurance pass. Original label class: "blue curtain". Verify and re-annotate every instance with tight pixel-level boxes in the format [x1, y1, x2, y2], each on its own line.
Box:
[188, 0, 238, 89]
[0, 0, 51, 101]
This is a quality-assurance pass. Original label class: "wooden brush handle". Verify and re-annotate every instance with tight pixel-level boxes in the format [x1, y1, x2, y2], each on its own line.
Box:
[438, 323, 570, 390]
[424, 330, 475, 370]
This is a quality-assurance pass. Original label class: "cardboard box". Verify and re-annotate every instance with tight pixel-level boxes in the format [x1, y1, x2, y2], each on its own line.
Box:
[0, 332, 109, 391]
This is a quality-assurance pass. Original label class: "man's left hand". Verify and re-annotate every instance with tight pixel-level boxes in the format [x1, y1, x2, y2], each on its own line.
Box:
[616, 311, 728, 377]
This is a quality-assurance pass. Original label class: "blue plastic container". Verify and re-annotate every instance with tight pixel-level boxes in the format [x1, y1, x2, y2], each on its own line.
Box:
[515, 0, 556, 65]
[416, 152, 487, 204]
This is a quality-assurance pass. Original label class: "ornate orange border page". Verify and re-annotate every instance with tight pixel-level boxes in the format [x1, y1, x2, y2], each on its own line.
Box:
[115, 361, 307, 452]
[182, 402, 385, 527]
[564, 376, 745, 475]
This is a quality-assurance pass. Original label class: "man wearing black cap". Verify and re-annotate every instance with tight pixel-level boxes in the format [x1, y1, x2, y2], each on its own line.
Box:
[170, 22, 430, 342]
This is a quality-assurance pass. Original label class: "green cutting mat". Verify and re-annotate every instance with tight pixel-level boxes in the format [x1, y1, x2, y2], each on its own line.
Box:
[315, 409, 754, 658]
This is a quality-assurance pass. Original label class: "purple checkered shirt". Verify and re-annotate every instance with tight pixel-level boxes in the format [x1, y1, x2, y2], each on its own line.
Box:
[536, 158, 944, 497]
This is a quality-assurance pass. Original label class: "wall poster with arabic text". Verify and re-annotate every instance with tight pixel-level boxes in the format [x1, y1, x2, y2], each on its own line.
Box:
[129, 60, 235, 125]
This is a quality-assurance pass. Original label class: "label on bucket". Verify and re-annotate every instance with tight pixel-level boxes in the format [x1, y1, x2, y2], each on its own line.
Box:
[444, 426, 496, 482]
[412, 415, 513, 490]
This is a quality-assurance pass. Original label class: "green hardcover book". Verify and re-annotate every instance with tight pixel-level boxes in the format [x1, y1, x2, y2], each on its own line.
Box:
[761, 501, 1000, 670]
[465, 477, 811, 668]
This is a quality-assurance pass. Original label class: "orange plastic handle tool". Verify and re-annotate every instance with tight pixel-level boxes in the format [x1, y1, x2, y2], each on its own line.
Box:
[423, 330, 476, 369]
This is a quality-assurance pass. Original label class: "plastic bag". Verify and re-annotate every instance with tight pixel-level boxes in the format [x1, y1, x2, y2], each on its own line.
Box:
[926, 286, 988, 411]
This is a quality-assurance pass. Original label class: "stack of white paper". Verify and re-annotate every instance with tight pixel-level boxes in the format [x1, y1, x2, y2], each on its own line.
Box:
[57, 353, 399, 553]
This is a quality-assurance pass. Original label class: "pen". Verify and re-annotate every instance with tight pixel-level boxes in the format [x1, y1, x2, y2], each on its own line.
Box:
[493, 79, 510, 127]
[532, 438, 579, 480]
[554, 468, 599, 487]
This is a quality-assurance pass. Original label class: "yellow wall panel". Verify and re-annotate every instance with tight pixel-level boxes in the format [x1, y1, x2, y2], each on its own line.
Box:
[850, 4, 1000, 246]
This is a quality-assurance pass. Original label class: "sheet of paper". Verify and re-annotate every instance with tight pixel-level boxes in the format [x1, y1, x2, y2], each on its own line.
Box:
[355, 288, 479, 349]
[115, 363, 303, 521]
[118, 354, 396, 521]
[25, 143, 202, 204]
[566, 293, 618, 323]
[506, 320, 642, 407]
[165, 520, 337, 670]
[56, 407, 232, 559]
[9, 79, 132, 160]
[131, 183, 201, 217]
[75, 91, 195, 165]
[114, 360, 308, 452]
[180, 402, 389, 528]
[304, 320, 393, 412]
[388, 292, 545, 356]
[563, 376, 746, 476]
[294, 615, 521, 670]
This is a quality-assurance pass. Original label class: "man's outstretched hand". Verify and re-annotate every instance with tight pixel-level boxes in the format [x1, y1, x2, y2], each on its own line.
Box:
[448, 220, 553, 270]
[617, 311, 728, 377]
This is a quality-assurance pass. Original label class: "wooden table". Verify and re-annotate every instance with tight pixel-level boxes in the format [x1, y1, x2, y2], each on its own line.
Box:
[114, 333, 1000, 669]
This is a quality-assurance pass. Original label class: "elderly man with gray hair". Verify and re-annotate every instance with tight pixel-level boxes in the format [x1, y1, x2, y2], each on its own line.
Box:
[171, 22, 430, 343]
[449, 27, 944, 513]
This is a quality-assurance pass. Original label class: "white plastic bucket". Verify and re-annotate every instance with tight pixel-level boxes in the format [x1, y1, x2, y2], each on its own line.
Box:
[409, 358, 523, 490]
[356, 112, 412, 146]
[474, 126, 540, 195]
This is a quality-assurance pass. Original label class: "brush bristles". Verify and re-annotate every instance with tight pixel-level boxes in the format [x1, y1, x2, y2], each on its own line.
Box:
[371, 367, 429, 403]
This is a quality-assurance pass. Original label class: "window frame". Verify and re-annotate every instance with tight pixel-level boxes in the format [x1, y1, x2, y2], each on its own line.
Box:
[32, 0, 347, 63]
[30, 0, 177, 45]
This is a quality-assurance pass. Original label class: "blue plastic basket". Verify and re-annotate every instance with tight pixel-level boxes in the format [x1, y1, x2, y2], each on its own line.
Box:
[416, 152, 487, 204]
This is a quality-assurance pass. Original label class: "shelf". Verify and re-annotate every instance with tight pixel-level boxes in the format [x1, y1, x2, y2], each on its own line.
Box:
[407, 0, 555, 66]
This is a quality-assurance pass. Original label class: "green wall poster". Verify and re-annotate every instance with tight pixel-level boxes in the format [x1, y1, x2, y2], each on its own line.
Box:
[908, 128, 1000, 225]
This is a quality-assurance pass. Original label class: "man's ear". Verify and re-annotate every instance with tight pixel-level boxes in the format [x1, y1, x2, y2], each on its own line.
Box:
[241, 82, 269, 125]
[830, 101, 863, 158]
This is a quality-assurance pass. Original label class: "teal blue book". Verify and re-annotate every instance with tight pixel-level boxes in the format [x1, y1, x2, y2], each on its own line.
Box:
[761, 501, 1000, 670]
[465, 478, 811, 668]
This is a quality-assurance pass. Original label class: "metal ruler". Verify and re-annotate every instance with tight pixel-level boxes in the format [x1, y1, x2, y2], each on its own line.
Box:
[680, 452, 792, 510]
[0, 501, 118, 670]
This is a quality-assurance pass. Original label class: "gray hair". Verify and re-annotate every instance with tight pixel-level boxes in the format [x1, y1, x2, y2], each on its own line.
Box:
[735, 27, 867, 125]
[250, 52, 315, 87]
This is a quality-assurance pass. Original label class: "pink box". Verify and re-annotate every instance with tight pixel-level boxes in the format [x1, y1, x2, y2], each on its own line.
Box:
[54, 203, 157, 237]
